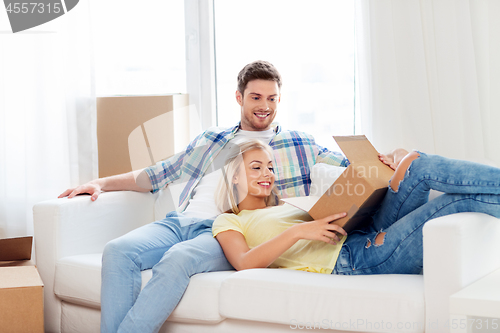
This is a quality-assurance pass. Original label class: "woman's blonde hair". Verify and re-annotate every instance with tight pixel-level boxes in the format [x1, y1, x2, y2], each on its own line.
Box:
[215, 139, 280, 214]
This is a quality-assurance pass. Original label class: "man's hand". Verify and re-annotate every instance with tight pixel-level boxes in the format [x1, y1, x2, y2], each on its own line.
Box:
[57, 170, 152, 202]
[379, 148, 409, 171]
[378, 153, 397, 170]
[58, 181, 102, 201]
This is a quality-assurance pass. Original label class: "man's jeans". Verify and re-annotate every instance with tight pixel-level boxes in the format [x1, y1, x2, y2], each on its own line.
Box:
[333, 152, 500, 275]
[100, 212, 233, 333]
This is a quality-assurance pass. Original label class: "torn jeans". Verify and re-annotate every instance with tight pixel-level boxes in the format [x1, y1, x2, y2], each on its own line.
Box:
[332, 152, 500, 275]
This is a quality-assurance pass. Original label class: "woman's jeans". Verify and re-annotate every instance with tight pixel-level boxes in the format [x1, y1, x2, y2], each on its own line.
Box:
[333, 152, 500, 275]
[100, 212, 233, 333]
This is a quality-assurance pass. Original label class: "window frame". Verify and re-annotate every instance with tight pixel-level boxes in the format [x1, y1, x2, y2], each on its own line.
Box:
[184, 0, 217, 130]
[188, 0, 357, 134]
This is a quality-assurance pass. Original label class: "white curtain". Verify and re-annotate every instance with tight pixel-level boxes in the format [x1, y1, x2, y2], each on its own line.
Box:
[355, 0, 500, 166]
[0, 1, 97, 238]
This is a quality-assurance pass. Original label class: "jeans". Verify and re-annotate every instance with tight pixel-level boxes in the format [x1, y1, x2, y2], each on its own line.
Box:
[333, 152, 500, 275]
[100, 212, 234, 333]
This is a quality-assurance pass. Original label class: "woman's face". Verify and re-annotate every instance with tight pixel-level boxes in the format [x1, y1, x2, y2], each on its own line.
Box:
[234, 148, 275, 201]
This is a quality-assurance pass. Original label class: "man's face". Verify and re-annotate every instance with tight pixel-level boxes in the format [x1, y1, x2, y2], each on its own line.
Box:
[236, 79, 280, 131]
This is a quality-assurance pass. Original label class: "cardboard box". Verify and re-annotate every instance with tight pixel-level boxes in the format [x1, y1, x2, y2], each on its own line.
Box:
[0, 266, 44, 332]
[282, 135, 394, 233]
[0, 236, 32, 261]
[97, 94, 191, 178]
[0, 237, 43, 331]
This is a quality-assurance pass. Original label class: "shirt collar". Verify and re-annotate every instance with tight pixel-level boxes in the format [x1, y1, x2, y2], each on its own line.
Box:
[233, 122, 281, 135]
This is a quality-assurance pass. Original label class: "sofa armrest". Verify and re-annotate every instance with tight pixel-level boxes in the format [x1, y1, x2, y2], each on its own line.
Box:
[34, 190, 156, 259]
[423, 212, 500, 332]
[33, 190, 156, 333]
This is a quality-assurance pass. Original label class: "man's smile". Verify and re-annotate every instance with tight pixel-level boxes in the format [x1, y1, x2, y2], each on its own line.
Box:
[254, 112, 270, 119]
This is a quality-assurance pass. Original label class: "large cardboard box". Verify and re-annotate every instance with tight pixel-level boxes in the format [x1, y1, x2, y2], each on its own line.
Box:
[0, 266, 44, 332]
[97, 94, 191, 178]
[282, 135, 394, 233]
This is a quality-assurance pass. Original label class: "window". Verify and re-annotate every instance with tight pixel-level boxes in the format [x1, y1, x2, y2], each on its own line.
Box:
[214, 0, 355, 149]
[90, 0, 186, 96]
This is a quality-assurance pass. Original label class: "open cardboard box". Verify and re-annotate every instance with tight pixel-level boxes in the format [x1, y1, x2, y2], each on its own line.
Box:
[0, 236, 44, 332]
[0, 236, 33, 262]
[282, 135, 394, 233]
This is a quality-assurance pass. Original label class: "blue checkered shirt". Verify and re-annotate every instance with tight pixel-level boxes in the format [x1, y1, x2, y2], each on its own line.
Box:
[144, 123, 349, 212]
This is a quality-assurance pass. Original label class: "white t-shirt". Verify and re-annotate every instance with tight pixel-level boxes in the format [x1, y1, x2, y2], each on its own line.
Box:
[183, 128, 275, 219]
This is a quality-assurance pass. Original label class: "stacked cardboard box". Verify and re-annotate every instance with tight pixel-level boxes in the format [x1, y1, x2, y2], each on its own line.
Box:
[0, 236, 44, 332]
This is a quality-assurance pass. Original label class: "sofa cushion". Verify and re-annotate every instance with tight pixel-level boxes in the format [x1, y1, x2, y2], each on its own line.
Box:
[54, 254, 234, 323]
[169, 270, 234, 323]
[310, 163, 346, 197]
[55, 254, 103, 309]
[219, 269, 425, 333]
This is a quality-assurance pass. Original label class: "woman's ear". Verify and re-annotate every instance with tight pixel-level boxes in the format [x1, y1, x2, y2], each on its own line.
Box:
[232, 175, 238, 184]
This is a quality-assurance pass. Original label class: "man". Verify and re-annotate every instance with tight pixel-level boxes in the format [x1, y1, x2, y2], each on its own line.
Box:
[59, 60, 349, 333]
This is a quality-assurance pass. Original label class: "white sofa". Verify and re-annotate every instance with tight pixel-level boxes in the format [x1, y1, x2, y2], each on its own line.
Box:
[34, 182, 500, 333]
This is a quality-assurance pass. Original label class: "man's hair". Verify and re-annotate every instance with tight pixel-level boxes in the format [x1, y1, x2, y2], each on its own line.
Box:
[237, 60, 282, 95]
[215, 139, 280, 214]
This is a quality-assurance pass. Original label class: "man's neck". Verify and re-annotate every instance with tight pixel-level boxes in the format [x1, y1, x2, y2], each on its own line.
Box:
[238, 122, 278, 133]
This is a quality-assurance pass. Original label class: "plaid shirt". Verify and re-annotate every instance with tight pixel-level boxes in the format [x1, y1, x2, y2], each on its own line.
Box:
[145, 123, 349, 212]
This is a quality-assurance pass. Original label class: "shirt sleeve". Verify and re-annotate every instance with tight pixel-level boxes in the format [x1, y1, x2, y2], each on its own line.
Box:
[315, 143, 350, 167]
[144, 151, 184, 193]
[212, 213, 244, 238]
[143, 131, 206, 193]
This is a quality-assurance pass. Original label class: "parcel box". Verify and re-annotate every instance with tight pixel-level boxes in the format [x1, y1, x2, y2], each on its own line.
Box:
[0, 236, 32, 262]
[97, 94, 191, 178]
[282, 135, 394, 233]
[0, 266, 44, 333]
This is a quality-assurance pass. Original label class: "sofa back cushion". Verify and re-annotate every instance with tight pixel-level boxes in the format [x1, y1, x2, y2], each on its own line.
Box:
[309, 163, 346, 197]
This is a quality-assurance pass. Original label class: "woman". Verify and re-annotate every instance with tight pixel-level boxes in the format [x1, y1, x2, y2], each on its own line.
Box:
[212, 139, 500, 275]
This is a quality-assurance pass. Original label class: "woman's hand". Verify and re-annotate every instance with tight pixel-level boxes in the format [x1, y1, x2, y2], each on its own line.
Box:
[379, 148, 409, 171]
[216, 212, 348, 271]
[293, 212, 348, 245]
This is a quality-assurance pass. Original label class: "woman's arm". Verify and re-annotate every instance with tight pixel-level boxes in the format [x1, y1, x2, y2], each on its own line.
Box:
[215, 212, 347, 271]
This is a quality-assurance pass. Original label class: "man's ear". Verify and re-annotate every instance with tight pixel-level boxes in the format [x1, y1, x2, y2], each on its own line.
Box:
[235, 90, 243, 106]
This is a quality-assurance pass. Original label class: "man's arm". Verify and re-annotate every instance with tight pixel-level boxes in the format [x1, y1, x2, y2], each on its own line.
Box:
[58, 169, 152, 201]
[316, 145, 350, 167]
[58, 129, 209, 202]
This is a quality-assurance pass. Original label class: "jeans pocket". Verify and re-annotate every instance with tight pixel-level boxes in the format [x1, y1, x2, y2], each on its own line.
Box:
[335, 244, 353, 274]
[349, 229, 369, 236]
